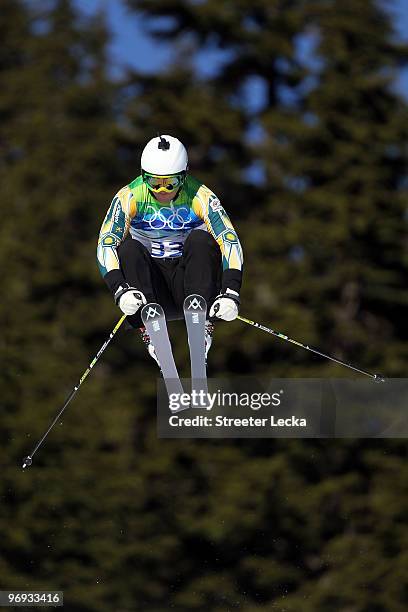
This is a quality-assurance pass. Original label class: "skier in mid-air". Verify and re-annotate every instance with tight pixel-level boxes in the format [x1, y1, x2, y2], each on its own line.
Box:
[21, 133, 385, 469]
[97, 134, 244, 369]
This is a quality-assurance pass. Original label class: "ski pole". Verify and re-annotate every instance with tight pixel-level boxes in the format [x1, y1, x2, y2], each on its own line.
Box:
[22, 314, 127, 469]
[237, 315, 385, 382]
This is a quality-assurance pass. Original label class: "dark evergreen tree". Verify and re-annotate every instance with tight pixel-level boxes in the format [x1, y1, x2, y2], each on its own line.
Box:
[258, 0, 408, 377]
[0, 1, 156, 607]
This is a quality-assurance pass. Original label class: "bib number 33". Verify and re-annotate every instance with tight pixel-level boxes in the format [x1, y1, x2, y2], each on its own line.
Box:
[151, 241, 184, 258]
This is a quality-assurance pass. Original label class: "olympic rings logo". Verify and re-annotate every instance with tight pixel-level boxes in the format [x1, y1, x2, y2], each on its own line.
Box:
[144, 206, 191, 230]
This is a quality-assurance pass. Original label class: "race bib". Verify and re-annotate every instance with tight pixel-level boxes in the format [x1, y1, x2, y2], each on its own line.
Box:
[151, 240, 184, 258]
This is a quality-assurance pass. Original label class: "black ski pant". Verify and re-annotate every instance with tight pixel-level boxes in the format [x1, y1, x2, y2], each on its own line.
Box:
[117, 230, 222, 328]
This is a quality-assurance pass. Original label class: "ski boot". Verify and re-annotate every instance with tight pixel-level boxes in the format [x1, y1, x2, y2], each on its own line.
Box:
[139, 326, 161, 370]
[204, 320, 214, 365]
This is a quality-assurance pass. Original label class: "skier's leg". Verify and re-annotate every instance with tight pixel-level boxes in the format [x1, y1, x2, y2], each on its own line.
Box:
[117, 237, 176, 328]
[117, 237, 175, 368]
[173, 230, 221, 360]
[178, 229, 222, 306]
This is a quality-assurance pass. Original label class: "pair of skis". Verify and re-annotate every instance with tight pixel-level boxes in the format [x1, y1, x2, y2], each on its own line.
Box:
[141, 295, 208, 411]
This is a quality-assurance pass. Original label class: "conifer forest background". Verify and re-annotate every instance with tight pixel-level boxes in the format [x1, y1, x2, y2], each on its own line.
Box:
[0, 1, 407, 610]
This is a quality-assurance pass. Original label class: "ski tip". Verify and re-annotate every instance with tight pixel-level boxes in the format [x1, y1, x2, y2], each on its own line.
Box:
[373, 374, 386, 383]
[183, 294, 207, 312]
[22, 456, 32, 469]
[141, 303, 164, 325]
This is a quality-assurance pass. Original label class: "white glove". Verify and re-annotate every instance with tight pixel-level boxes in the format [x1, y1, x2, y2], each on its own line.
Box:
[209, 289, 240, 321]
[114, 284, 147, 315]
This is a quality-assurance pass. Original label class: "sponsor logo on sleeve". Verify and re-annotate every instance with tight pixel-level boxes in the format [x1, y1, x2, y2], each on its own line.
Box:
[209, 196, 223, 213]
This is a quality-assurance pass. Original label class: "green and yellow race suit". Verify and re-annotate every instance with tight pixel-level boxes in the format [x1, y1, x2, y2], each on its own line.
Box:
[97, 174, 243, 296]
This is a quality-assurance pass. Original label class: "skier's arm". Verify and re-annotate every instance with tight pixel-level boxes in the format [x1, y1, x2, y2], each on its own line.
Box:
[96, 187, 136, 295]
[193, 191, 243, 295]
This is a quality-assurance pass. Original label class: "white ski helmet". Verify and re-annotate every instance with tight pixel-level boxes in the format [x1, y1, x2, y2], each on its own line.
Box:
[141, 134, 188, 175]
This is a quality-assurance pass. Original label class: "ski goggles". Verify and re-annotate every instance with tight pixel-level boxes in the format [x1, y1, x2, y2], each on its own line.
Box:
[142, 171, 186, 193]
